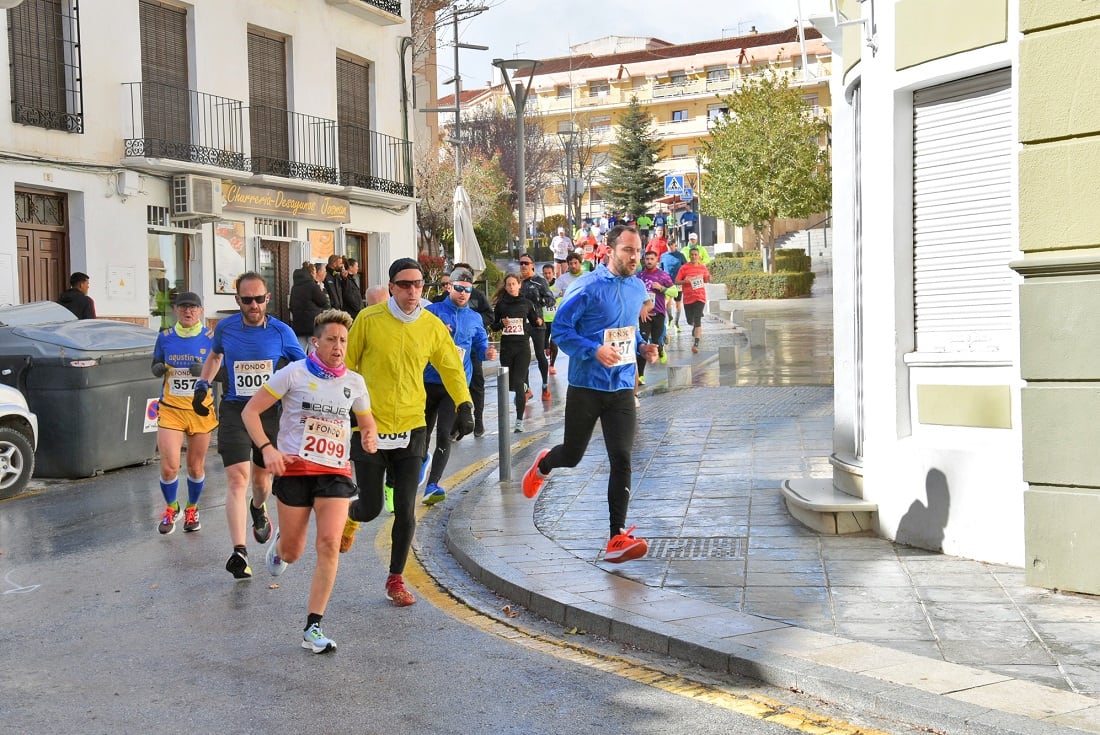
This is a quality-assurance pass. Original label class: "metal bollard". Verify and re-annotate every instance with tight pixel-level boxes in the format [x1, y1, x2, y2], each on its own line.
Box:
[497, 366, 511, 481]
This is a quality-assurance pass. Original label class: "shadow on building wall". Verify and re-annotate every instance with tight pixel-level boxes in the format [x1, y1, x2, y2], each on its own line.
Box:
[896, 468, 950, 552]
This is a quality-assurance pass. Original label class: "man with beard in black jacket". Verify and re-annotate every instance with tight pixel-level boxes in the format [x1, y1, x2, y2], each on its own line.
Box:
[453, 262, 493, 437]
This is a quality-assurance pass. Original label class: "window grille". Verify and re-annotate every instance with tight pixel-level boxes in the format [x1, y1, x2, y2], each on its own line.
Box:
[8, 0, 84, 133]
[147, 205, 172, 228]
[254, 217, 295, 238]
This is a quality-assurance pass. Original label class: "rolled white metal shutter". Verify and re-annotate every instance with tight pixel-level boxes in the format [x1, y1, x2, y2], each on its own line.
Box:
[912, 69, 1013, 355]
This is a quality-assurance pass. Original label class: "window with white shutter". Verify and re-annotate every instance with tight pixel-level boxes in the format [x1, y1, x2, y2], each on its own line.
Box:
[912, 69, 1013, 355]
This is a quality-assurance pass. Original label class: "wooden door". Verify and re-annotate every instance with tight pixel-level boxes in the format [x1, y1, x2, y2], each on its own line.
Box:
[16, 228, 67, 304]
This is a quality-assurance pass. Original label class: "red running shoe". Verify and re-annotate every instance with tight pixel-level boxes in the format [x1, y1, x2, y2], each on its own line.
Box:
[604, 525, 648, 563]
[541, 387, 551, 401]
[522, 449, 550, 499]
[385, 573, 416, 606]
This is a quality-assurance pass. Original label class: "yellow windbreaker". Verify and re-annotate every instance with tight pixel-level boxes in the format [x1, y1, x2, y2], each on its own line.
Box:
[346, 302, 472, 435]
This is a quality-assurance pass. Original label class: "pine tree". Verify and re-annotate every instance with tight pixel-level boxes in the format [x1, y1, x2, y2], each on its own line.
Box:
[602, 97, 664, 216]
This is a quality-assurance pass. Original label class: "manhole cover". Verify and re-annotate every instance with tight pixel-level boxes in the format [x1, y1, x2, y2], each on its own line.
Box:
[646, 537, 747, 560]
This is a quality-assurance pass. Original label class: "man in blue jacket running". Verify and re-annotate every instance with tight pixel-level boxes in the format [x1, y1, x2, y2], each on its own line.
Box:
[521, 225, 658, 563]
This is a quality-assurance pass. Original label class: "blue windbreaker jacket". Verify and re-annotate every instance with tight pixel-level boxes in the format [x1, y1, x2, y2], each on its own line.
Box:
[554, 263, 647, 393]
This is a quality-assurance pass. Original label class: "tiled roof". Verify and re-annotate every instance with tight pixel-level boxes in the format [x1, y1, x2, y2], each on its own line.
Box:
[514, 26, 823, 79]
[436, 88, 491, 107]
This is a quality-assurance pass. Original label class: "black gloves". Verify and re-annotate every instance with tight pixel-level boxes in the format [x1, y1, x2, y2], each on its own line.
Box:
[450, 402, 475, 442]
[190, 361, 204, 377]
[151, 362, 167, 377]
[192, 380, 211, 416]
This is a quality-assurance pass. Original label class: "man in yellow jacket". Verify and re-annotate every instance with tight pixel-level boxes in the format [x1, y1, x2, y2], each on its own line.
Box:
[341, 257, 474, 607]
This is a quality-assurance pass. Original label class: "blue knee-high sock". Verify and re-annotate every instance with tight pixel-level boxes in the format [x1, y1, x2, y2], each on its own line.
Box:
[160, 476, 179, 507]
[186, 475, 205, 506]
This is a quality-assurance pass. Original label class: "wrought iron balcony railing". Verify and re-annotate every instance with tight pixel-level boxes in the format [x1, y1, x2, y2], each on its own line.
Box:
[247, 105, 338, 184]
[337, 124, 413, 198]
[123, 82, 246, 170]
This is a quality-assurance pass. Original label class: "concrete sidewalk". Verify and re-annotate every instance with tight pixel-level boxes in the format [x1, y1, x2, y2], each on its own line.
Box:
[439, 273, 1100, 734]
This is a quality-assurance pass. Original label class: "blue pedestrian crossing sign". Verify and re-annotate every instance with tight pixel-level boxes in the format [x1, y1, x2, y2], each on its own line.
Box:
[664, 174, 685, 196]
[681, 187, 694, 202]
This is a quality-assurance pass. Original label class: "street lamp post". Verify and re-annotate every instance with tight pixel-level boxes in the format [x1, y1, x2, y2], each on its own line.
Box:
[493, 57, 542, 256]
[557, 121, 575, 230]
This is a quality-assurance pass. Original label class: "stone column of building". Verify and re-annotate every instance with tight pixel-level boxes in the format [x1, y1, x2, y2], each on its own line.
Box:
[1014, 3, 1100, 593]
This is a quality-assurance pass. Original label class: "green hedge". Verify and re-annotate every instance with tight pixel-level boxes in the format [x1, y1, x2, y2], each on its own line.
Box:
[722, 271, 815, 299]
[710, 248, 814, 299]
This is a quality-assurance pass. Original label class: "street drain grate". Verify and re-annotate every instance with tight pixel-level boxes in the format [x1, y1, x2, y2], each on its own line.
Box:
[645, 537, 747, 560]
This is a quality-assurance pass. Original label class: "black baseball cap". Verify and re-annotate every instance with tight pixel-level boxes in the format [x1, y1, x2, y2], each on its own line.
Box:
[388, 257, 422, 282]
[175, 291, 202, 307]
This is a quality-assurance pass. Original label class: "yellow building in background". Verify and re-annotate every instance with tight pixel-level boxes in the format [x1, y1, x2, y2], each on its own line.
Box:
[439, 25, 832, 245]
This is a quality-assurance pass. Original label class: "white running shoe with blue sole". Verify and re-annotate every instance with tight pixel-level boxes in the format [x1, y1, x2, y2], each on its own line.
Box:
[266, 528, 288, 576]
[302, 623, 336, 654]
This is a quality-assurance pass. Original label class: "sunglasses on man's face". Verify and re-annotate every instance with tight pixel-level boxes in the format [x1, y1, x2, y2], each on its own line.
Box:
[451, 284, 472, 293]
[238, 294, 268, 305]
[519, 261, 533, 266]
[392, 279, 424, 289]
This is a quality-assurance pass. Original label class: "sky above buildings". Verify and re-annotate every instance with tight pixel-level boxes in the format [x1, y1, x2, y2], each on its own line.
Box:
[448, 0, 803, 90]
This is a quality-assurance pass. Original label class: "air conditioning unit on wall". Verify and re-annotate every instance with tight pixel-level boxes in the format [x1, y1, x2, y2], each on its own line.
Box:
[171, 174, 223, 219]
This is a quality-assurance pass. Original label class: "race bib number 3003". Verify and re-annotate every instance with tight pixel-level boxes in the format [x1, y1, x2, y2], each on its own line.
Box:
[233, 359, 273, 396]
[603, 326, 636, 367]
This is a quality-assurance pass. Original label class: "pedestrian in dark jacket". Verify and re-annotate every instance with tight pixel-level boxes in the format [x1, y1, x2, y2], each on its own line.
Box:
[289, 263, 327, 351]
[341, 258, 364, 317]
[323, 254, 345, 311]
[58, 272, 96, 319]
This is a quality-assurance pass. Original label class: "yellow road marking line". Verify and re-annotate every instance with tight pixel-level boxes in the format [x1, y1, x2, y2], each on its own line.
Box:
[374, 437, 891, 735]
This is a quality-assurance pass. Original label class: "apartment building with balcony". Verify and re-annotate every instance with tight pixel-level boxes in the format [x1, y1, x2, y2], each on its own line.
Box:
[439, 26, 831, 244]
[0, 0, 416, 325]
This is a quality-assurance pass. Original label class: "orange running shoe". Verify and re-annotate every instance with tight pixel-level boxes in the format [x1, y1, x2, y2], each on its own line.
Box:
[385, 573, 416, 606]
[604, 525, 648, 563]
[340, 516, 360, 553]
[522, 449, 550, 499]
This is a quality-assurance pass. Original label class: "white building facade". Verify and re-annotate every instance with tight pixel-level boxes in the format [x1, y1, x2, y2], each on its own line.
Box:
[811, 0, 1025, 566]
[0, 0, 417, 326]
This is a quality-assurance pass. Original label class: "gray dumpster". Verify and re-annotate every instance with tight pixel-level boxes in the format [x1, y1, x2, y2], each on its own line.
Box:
[0, 302, 161, 478]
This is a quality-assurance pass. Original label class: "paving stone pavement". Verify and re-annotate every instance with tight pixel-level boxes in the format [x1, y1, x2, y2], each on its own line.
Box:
[442, 255, 1100, 733]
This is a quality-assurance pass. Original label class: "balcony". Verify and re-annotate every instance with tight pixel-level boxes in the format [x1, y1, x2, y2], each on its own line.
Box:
[123, 82, 246, 171]
[123, 84, 413, 197]
[652, 78, 707, 99]
[337, 124, 414, 198]
[247, 105, 338, 184]
[325, 0, 403, 25]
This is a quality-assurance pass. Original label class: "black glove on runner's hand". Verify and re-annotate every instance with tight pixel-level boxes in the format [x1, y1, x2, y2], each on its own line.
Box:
[151, 362, 167, 378]
[192, 380, 211, 417]
[450, 402, 475, 442]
